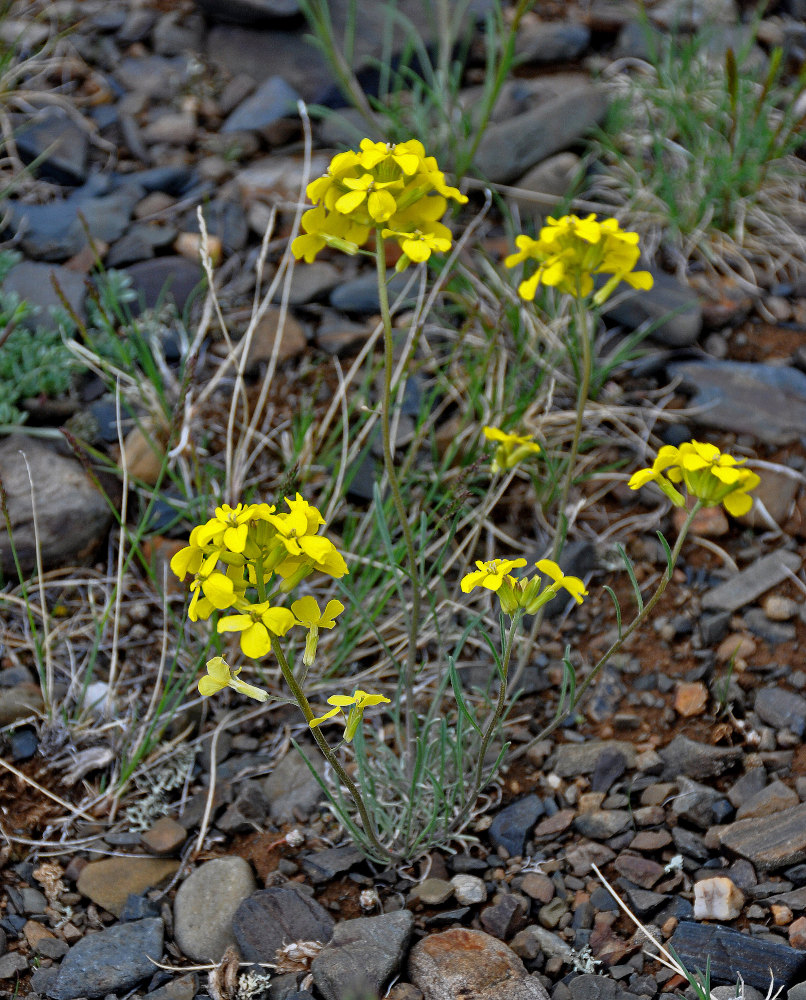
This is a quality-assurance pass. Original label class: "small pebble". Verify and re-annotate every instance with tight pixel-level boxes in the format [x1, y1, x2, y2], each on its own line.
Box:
[763, 595, 798, 621]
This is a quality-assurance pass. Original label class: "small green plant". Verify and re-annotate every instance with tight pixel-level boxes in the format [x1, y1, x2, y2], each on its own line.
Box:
[0, 251, 83, 426]
[587, 10, 806, 284]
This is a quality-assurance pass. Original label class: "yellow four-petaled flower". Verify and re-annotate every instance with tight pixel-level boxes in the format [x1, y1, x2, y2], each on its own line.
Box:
[309, 689, 392, 742]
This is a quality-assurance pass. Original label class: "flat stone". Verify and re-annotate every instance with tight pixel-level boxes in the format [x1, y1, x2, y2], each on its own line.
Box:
[737, 781, 800, 821]
[488, 795, 544, 857]
[3, 261, 87, 330]
[143, 972, 198, 1000]
[7, 178, 143, 261]
[740, 467, 800, 528]
[668, 360, 806, 444]
[670, 920, 806, 992]
[573, 809, 632, 840]
[515, 21, 590, 63]
[232, 886, 334, 963]
[411, 879, 455, 906]
[533, 808, 575, 838]
[720, 803, 806, 870]
[672, 775, 725, 829]
[47, 918, 163, 1000]
[14, 108, 89, 185]
[276, 261, 342, 305]
[262, 745, 326, 822]
[173, 856, 256, 962]
[311, 910, 413, 1000]
[301, 845, 364, 884]
[241, 306, 307, 366]
[0, 684, 44, 725]
[755, 688, 806, 738]
[480, 895, 528, 940]
[408, 928, 550, 1000]
[613, 854, 665, 889]
[0, 952, 28, 978]
[659, 734, 743, 780]
[223, 75, 300, 133]
[76, 857, 179, 917]
[140, 816, 187, 855]
[552, 741, 636, 777]
[629, 829, 672, 852]
[474, 84, 608, 183]
[568, 973, 618, 1000]
[605, 270, 702, 347]
[123, 256, 204, 315]
[703, 551, 802, 613]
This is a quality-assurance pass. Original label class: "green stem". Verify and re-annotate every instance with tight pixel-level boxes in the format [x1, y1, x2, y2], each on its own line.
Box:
[473, 615, 519, 793]
[520, 500, 702, 754]
[375, 238, 422, 782]
[270, 635, 391, 863]
[456, 0, 536, 178]
[511, 294, 593, 690]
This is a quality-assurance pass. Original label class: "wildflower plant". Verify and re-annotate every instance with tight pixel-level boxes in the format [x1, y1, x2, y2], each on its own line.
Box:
[172, 137, 762, 865]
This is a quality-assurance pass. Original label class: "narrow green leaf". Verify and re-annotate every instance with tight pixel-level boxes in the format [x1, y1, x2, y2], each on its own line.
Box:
[617, 543, 644, 614]
[656, 530, 674, 576]
[603, 585, 622, 639]
[449, 659, 483, 735]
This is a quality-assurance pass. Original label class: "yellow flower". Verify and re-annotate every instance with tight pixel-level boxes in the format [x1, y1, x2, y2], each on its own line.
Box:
[629, 441, 760, 517]
[505, 214, 653, 304]
[193, 503, 258, 554]
[627, 446, 687, 507]
[188, 565, 246, 622]
[515, 559, 588, 614]
[217, 601, 296, 658]
[309, 689, 391, 742]
[291, 138, 466, 265]
[461, 558, 528, 594]
[198, 656, 269, 702]
[483, 426, 542, 474]
[292, 596, 345, 666]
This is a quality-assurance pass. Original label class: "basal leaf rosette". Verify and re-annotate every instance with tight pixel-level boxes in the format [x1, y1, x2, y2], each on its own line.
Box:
[292, 138, 467, 270]
[628, 440, 760, 516]
[505, 213, 654, 304]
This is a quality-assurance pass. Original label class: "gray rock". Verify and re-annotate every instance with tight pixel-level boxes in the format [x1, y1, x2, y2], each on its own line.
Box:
[755, 687, 806, 738]
[262, 746, 326, 822]
[223, 76, 301, 133]
[300, 845, 364, 884]
[2, 261, 86, 330]
[515, 22, 591, 64]
[8, 174, 143, 260]
[47, 918, 163, 1000]
[123, 256, 204, 315]
[330, 271, 416, 313]
[409, 927, 550, 1000]
[488, 795, 544, 857]
[552, 740, 637, 777]
[702, 551, 802, 613]
[311, 910, 414, 1000]
[623, 887, 667, 917]
[0, 952, 28, 978]
[727, 768, 768, 808]
[671, 775, 725, 829]
[194, 0, 301, 25]
[604, 270, 701, 347]
[116, 55, 189, 98]
[667, 360, 806, 445]
[568, 973, 618, 1000]
[659, 734, 742, 780]
[216, 781, 269, 833]
[451, 874, 487, 905]
[743, 608, 797, 645]
[480, 894, 528, 940]
[474, 84, 608, 184]
[14, 108, 88, 185]
[173, 856, 256, 962]
[276, 262, 342, 306]
[0, 435, 115, 578]
[143, 972, 198, 1000]
[509, 152, 582, 222]
[573, 810, 632, 840]
[183, 198, 248, 252]
[232, 886, 335, 963]
[736, 781, 800, 821]
[720, 803, 806, 871]
[669, 920, 806, 993]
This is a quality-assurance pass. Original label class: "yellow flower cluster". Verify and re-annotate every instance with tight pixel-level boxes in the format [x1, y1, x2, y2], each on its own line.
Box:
[170, 496, 347, 660]
[505, 214, 654, 305]
[309, 689, 392, 742]
[292, 139, 467, 270]
[628, 440, 760, 516]
[483, 426, 541, 474]
[461, 558, 588, 616]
